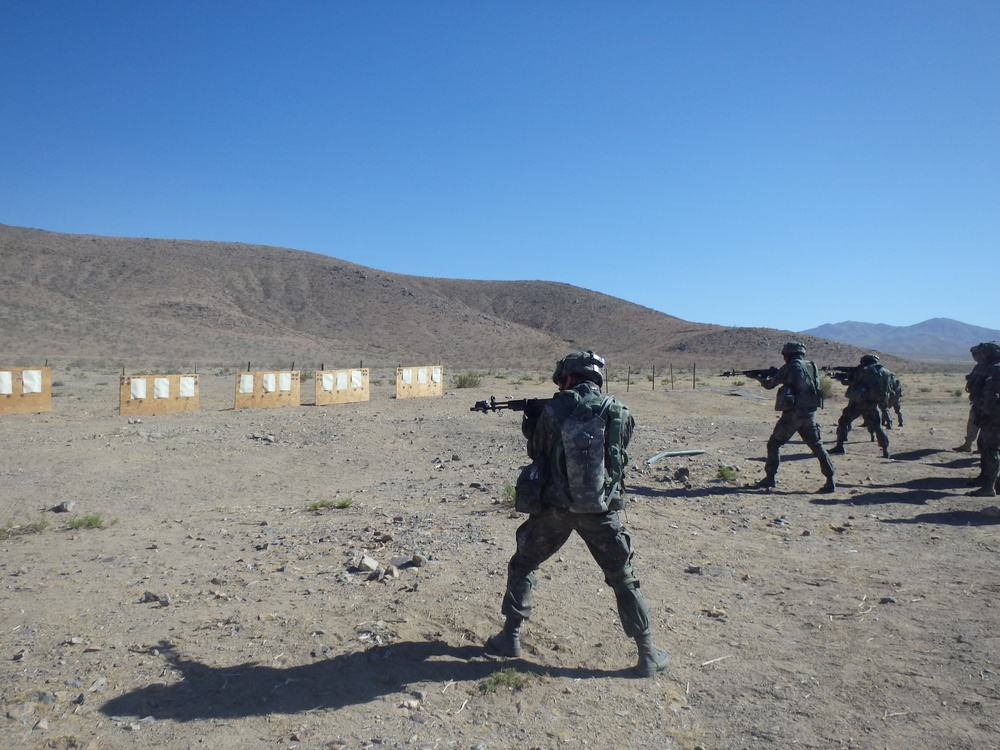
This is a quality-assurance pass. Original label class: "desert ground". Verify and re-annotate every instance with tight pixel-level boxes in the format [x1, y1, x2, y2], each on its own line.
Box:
[2, 366, 998, 750]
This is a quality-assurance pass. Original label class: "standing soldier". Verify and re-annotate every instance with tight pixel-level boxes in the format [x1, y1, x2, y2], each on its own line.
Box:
[751, 342, 835, 493]
[954, 344, 986, 453]
[487, 351, 671, 677]
[830, 354, 892, 459]
[967, 341, 1000, 497]
[881, 371, 904, 429]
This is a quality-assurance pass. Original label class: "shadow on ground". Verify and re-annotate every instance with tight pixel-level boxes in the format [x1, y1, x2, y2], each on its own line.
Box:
[100, 639, 634, 721]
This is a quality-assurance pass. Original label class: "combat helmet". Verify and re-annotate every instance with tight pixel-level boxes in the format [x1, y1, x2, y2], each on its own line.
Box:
[781, 342, 806, 358]
[553, 350, 605, 387]
[860, 354, 881, 366]
[979, 341, 1000, 364]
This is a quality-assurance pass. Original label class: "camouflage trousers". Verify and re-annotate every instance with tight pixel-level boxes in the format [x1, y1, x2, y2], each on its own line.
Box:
[836, 401, 888, 450]
[976, 423, 1000, 489]
[500, 506, 651, 638]
[765, 409, 835, 479]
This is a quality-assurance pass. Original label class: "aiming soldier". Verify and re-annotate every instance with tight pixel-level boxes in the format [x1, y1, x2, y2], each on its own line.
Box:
[487, 351, 670, 677]
[751, 342, 835, 493]
[830, 354, 892, 459]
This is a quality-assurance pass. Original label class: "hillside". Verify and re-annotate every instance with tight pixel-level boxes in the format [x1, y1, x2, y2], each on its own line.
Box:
[2, 224, 884, 372]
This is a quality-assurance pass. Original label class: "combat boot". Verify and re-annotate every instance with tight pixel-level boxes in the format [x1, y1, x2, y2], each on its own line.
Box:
[486, 617, 522, 657]
[882, 447, 891, 459]
[819, 477, 836, 494]
[756, 475, 776, 490]
[953, 441, 973, 452]
[968, 485, 997, 498]
[634, 632, 669, 677]
[829, 444, 845, 455]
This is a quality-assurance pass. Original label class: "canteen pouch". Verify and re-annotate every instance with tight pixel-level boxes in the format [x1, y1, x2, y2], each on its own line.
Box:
[514, 457, 547, 514]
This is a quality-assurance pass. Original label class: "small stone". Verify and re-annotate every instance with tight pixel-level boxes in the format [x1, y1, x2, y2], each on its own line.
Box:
[52, 500, 76, 513]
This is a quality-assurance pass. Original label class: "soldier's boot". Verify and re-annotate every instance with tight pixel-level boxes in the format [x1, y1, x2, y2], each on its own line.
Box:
[829, 443, 845, 455]
[953, 441, 974, 452]
[756, 474, 776, 490]
[819, 477, 836, 494]
[487, 617, 522, 657]
[968, 485, 998, 498]
[634, 632, 670, 677]
[882, 447, 891, 459]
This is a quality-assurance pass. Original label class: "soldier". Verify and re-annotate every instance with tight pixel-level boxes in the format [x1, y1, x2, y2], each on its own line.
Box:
[953, 344, 985, 452]
[967, 342, 1000, 497]
[830, 354, 892, 459]
[881, 371, 904, 429]
[752, 342, 835, 493]
[487, 351, 670, 677]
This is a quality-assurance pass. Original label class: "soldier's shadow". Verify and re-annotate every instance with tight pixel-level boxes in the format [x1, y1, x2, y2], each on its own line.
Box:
[814, 476, 985, 507]
[882, 510, 1000, 527]
[100, 639, 632, 721]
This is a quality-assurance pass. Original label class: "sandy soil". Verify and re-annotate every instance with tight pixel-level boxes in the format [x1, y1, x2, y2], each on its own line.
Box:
[2, 368, 998, 750]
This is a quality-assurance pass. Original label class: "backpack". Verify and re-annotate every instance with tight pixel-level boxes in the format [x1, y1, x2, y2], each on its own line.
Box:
[973, 365, 1000, 419]
[776, 359, 822, 411]
[554, 390, 628, 514]
[851, 365, 892, 408]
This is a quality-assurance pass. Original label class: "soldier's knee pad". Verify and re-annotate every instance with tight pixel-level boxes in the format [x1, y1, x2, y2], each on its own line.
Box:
[605, 562, 639, 592]
[508, 559, 537, 587]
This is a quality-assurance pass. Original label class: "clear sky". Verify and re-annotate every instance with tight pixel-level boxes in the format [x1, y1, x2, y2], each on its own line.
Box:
[2, 1, 998, 332]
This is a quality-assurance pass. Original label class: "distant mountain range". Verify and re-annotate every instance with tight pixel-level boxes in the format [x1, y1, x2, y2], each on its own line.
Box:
[800, 319, 1000, 363]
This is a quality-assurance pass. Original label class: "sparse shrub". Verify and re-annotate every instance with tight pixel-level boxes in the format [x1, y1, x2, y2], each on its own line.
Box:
[308, 498, 353, 511]
[1, 518, 48, 540]
[66, 513, 113, 530]
[818, 377, 835, 400]
[474, 667, 532, 695]
[733, 379, 747, 387]
[452, 372, 483, 389]
[951, 389, 964, 398]
[919, 386, 932, 393]
[501, 482, 516, 508]
[717, 465, 738, 482]
[52, 380, 65, 387]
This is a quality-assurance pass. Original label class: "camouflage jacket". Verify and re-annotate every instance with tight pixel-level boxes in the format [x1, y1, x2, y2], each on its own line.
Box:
[522, 381, 634, 510]
[759, 357, 822, 412]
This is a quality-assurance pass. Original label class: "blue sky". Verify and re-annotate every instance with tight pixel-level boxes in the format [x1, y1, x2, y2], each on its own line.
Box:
[2, 1, 998, 332]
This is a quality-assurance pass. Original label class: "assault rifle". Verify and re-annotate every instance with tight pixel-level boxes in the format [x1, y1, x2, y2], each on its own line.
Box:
[739, 367, 778, 381]
[470, 396, 549, 418]
[824, 366, 859, 385]
[721, 368, 777, 379]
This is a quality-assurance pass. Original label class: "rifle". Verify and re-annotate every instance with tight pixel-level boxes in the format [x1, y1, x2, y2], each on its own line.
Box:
[741, 367, 778, 381]
[470, 396, 549, 418]
[824, 366, 859, 385]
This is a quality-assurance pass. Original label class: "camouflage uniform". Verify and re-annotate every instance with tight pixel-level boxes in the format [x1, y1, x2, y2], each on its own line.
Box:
[955, 345, 986, 452]
[968, 343, 1000, 497]
[756, 343, 835, 492]
[832, 356, 891, 458]
[489, 351, 669, 677]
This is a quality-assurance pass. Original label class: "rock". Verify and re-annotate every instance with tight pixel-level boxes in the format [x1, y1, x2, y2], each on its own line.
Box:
[357, 556, 379, 572]
[52, 500, 76, 513]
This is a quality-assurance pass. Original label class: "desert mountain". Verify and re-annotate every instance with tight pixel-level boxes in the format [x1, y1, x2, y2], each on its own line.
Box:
[2, 223, 889, 373]
[801, 319, 999, 363]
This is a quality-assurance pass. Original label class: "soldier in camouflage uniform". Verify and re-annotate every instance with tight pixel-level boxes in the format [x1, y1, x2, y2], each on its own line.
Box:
[954, 344, 985, 453]
[830, 354, 892, 459]
[752, 342, 835, 493]
[487, 351, 670, 678]
[967, 342, 1000, 498]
